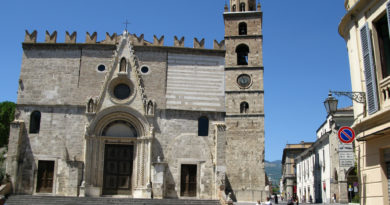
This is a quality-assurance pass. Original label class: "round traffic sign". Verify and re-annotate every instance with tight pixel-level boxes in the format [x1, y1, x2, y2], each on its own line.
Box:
[338, 127, 355, 143]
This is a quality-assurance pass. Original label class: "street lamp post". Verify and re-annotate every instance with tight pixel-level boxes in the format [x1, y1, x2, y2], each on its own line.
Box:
[323, 90, 366, 116]
[324, 92, 339, 115]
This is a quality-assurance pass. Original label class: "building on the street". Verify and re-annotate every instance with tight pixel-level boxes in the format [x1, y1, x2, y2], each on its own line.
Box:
[279, 178, 284, 199]
[281, 142, 313, 200]
[5, 0, 267, 202]
[339, 0, 390, 204]
[296, 107, 355, 204]
[265, 174, 272, 198]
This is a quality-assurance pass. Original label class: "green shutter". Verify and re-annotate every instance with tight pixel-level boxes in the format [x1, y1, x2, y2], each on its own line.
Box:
[360, 23, 379, 115]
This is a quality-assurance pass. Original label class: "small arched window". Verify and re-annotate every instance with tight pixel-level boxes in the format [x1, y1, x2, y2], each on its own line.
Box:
[87, 98, 94, 113]
[240, 102, 249, 113]
[29, 111, 41, 134]
[240, 3, 246, 12]
[232, 5, 236, 12]
[147, 100, 154, 115]
[239, 22, 247, 35]
[236, 44, 250, 65]
[198, 116, 209, 136]
[119, 57, 127, 72]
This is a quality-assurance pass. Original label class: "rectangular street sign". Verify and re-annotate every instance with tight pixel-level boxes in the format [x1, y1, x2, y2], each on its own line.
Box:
[339, 143, 353, 152]
[340, 152, 354, 160]
[340, 159, 355, 167]
[339, 151, 355, 167]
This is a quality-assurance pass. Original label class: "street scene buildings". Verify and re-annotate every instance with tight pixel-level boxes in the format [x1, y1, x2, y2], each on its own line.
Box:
[296, 107, 356, 204]
[281, 142, 313, 200]
[280, 0, 390, 204]
[2, 0, 390, 204]
[5, 0, 268, 203]
[338, 0, 390, 204]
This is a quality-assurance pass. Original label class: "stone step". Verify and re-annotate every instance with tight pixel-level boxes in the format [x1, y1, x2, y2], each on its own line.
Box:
[6, 195, 221, 205]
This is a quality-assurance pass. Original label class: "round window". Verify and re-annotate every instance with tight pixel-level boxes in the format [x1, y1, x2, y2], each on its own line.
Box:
[141, 66, 149, 74]
[114, 84, 131, 100]
[97, 64, 106, 72]
[237, 74, 251, 88]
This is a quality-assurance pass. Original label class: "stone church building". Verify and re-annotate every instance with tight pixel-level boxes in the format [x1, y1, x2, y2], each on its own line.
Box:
[6, 0, 266, 202]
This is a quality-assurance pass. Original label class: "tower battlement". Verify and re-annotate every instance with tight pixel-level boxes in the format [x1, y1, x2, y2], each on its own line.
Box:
[24, 30, 225, 50]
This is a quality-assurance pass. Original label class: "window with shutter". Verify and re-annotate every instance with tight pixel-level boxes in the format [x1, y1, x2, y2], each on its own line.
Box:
[360, 23, 379, 114]
[374, 14, 390, 79]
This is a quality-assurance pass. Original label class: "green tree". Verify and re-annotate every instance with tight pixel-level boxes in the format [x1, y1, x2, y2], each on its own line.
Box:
[0, 101, 15, 147]
[272, 186, 280, 194]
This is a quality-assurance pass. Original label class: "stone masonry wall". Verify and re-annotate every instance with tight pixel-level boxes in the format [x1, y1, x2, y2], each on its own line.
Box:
[153, 110, 224, 199]
[224, 15, 262, 37]
[225, 93, 264, 115]
[225, 38, 263, 68]
[225, 69, 263, 92]
[18, 46, 114, 106]
[134, 49, 168, 109]
[14, 105, 86, 195]
[225, 117, 265, 201]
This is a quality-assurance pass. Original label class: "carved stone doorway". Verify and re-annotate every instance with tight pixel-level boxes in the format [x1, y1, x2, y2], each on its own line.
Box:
[102, 144, 134, 195]
[180, 164, 197, 197]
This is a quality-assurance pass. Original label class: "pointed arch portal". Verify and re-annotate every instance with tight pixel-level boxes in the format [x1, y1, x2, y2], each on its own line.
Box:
[84, 109, 153, 198]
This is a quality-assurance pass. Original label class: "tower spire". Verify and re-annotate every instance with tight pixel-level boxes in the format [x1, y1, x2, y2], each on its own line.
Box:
[257, 0, 261, 11]
[224, 0, 228, 12]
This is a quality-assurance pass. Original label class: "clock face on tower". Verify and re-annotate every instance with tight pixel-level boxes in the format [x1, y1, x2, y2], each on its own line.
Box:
[237, 74, 251, 88]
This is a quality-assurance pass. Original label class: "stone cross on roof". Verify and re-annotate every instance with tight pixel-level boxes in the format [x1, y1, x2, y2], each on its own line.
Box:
[123, 19, 130, 31]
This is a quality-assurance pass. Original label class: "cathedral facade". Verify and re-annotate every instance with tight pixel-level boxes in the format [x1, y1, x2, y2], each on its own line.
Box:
[6, 0, 266, 202]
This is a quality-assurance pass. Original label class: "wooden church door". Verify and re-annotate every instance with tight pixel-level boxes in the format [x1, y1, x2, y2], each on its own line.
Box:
[103, 144, 133, 195]
[36, 160, 54, 193]
[180, 164, 197, 197]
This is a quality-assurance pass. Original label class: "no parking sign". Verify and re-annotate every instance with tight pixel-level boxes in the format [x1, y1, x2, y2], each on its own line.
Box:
[338, 127, 355, 143]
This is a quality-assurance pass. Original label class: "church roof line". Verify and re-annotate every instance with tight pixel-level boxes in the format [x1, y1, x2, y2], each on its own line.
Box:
[24, 30, 225, 50]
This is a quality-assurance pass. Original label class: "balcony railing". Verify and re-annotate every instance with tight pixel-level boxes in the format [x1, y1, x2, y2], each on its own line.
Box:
[379, 76, 390, 108]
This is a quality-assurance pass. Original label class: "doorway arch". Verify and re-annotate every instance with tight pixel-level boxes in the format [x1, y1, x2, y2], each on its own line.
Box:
[84, 107, 153, 198]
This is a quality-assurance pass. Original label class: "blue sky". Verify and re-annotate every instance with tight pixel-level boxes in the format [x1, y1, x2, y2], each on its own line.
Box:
[0, 0, 352, 161]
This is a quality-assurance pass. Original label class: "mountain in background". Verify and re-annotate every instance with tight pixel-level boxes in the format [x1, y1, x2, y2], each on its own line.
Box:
[265, 160, 282, 186]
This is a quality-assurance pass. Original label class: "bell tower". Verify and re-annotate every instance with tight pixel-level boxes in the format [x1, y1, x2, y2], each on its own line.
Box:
[223, 0, 266, 202]
[229, 0, 257, 12]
